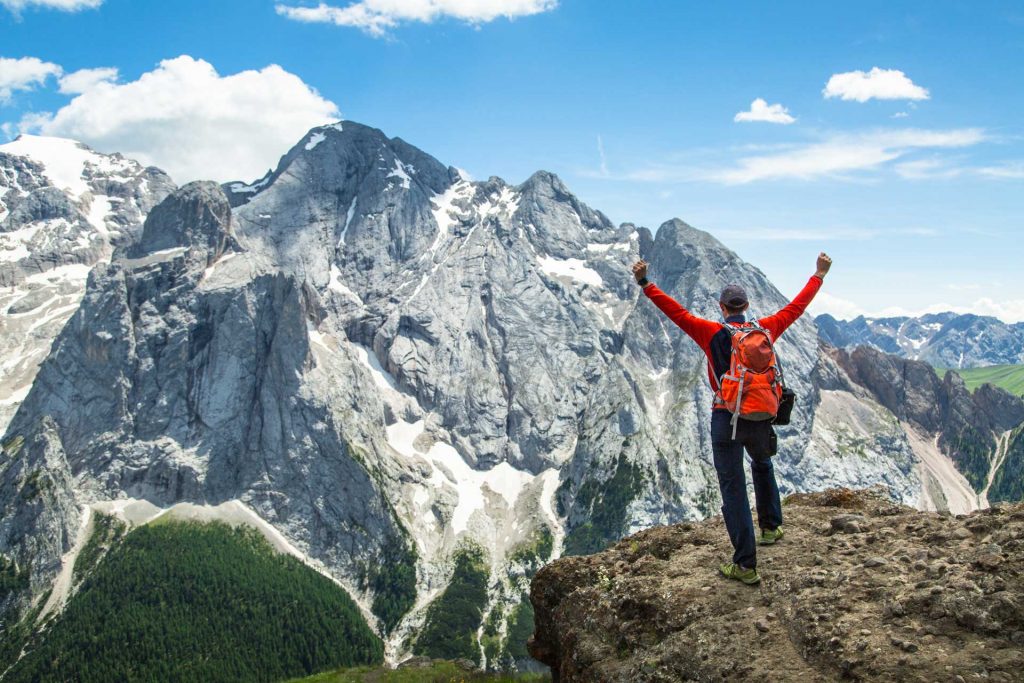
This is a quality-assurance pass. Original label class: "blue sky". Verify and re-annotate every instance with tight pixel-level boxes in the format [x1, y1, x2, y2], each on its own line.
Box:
[2, 0, 1022, 320]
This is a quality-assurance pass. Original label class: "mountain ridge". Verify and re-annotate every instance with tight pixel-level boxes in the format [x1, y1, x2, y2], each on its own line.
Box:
[817, 311, 1024, 369]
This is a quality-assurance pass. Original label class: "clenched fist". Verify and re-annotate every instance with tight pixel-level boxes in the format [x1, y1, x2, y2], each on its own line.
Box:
[816, 252, 832, 279]
[632, 260, 648, 284]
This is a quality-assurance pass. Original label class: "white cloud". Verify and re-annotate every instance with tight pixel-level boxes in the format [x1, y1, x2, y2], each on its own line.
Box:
[893, 158, 963, 180]
[596, 134, 608, 176]
[809, 292, 867, 320]
[733, 98, 795, 124]
[57, 66, 118, 94]
[892, 111, 909, 119]
[0, 56, 61, 102]
[976, 162, 1024, 180]
[823, 67, 929, 102]
[276, 0, 557, 36]
[17, 56, 340, 184]
[1, 0, 101, 11]
[711, 128, 984, 184]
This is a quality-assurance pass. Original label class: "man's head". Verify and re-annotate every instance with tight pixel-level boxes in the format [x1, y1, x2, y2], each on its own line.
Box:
[719, 284, 749, 317]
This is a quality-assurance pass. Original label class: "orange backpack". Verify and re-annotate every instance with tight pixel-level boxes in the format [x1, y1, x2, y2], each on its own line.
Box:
[712, 323, 785, 438]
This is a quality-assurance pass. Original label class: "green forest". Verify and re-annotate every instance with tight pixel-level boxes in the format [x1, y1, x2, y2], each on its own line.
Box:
[412, 542, 489, 661]
[3, 520, 383, 683]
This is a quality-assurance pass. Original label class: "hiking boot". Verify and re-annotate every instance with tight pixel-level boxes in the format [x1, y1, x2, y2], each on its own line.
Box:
[719, 562, 760, 585]
[759, 526, 784, 545]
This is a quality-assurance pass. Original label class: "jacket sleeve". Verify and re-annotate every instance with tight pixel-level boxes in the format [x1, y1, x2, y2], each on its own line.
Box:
[642, 283, 721, 350]
[758, 275, 823, 340]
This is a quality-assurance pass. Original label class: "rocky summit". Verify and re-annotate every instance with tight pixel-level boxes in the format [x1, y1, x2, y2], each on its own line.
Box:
[529, 489, 1024, 683]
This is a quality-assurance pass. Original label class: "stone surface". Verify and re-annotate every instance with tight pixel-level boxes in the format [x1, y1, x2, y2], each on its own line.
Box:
[529, 489, 1024, 682]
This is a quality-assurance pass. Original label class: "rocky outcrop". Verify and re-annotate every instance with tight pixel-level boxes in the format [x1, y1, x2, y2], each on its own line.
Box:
[529, 488, 1024, 682]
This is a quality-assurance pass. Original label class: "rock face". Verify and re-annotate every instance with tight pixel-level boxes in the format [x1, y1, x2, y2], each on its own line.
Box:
[0, 135, 174, 432]
[828, 346, 1024, 507]
[816, 312, 1024, 369]
[0, 121, 1013, 666]
[529, 488, 1024, 682]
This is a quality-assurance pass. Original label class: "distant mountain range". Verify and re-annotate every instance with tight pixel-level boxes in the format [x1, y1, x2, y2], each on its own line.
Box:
[816, 312, 1024, 369]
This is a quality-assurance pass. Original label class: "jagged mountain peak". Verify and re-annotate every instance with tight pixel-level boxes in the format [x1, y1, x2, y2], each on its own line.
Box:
[224, 120, 453, 208]
[127, 181, 235, 265]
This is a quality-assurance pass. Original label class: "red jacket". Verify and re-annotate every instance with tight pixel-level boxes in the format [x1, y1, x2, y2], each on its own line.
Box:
[642, 275, 822, 396]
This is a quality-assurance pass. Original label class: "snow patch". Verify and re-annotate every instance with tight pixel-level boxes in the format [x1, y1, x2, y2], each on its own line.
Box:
[387, 159, 414, 190]
[86, 195, 112, 236]
[478, 187, 519, 218]
[201, 251, 239, 281]
[328, 263, 363, 304]
[538, 255, 603, 287]
[305, 132, 327, 150]
[122, 246, 188, 268]
[0, 135, 96, 199]
[586, 242, 629, 254]
[338, 196, 357, 246]
[386, 419, 537, 535]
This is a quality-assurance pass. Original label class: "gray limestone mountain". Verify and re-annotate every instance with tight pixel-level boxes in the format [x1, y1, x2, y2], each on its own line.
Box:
[0, 121, 1015, 669]
[0, 135, 175, 433]
[816, 312, 1024, 369]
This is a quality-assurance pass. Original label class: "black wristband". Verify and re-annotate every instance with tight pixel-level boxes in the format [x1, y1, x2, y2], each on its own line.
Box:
[637, 277, 649, 287]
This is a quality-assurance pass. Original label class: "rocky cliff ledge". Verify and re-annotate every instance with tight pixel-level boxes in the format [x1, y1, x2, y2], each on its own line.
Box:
[528, 489, 1023, 682]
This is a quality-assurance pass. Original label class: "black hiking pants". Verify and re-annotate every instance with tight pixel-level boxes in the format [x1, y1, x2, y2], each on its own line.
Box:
[711, 410, 783, 569]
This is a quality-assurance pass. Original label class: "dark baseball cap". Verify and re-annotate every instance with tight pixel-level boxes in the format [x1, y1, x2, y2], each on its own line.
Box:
[719, 284, 748, 307]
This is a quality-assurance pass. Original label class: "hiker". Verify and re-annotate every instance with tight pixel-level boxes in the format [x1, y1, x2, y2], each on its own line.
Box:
[632, 252, 832, 585]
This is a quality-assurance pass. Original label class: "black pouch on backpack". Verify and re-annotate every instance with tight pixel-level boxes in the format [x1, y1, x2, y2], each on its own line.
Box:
[773, 387, 797, 426]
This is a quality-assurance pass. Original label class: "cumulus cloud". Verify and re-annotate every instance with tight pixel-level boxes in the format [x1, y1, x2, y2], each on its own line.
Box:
[1, 0, 101, 11]
[823, 67, 929, 102]
[0, 56, 62, 102]
[276, 0, 557, 36]
[711, 128, 984, 184]
[57, 66, 118, 94]
[733, 98, 795, 124]
[17, 56, 340, 183]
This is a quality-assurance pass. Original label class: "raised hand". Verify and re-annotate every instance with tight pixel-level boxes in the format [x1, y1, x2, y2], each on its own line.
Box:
[632, 260, 648, 283]
[816, 252, 832, 278]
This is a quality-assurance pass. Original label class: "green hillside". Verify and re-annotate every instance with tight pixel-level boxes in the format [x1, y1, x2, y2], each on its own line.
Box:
[288, 660, 549, 682]
[3, 520, 383, 683]
[939, 364, 1024, 397]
